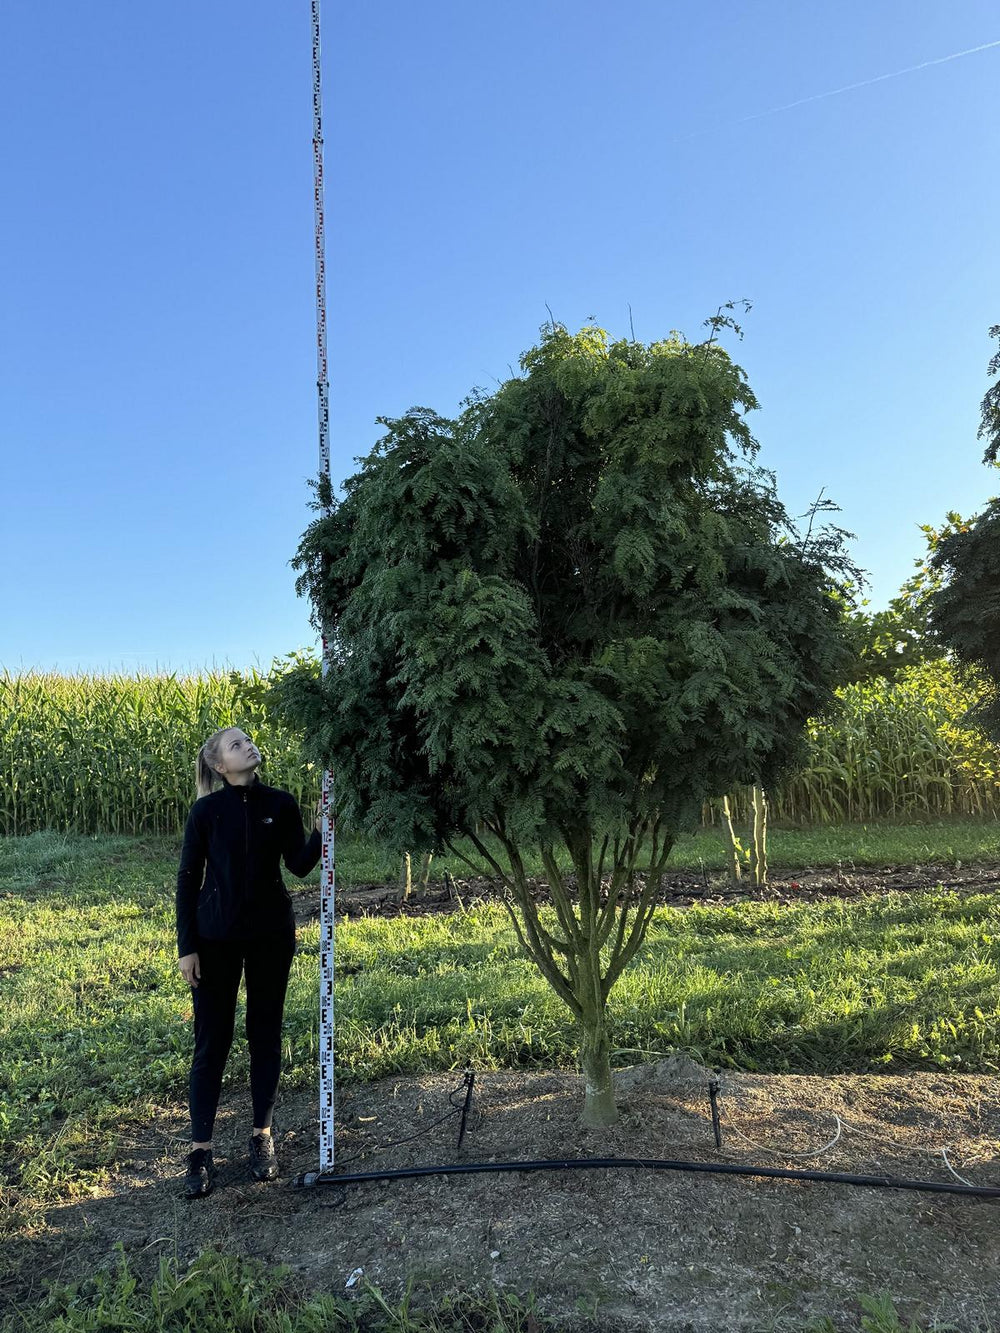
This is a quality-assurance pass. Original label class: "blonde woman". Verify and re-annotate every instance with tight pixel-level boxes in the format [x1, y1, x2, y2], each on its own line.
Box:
[176, 726, 322, 1198]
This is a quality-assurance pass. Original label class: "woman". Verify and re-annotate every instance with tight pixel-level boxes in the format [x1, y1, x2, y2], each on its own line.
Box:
[176, 725, 323, 1199]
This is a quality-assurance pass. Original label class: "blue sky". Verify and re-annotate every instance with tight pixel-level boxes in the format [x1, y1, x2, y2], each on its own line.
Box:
[1, 0, 997, 677]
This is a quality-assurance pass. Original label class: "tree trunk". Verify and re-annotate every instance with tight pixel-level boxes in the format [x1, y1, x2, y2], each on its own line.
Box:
[419, 850, 433, 889]
[400, 851, 412, 902]
[721, 794, 742, 882]
[579, 1004, 617, 1126]
[750, 786, 768, 886]
[452, 815, 674, 1128]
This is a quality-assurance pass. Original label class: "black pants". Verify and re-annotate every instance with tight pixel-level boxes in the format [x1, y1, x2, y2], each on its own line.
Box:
[188, 930, 296, 1143]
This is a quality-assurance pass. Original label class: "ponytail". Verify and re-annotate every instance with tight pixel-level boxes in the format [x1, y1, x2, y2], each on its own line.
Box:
[195, 727, 232, 799]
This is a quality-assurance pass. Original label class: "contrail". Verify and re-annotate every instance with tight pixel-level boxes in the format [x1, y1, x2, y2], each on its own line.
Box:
[676, 37, 1000, 140]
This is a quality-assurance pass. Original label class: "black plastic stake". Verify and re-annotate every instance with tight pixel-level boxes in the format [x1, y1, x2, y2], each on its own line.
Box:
[708, 1079, 722, 1148]
[457, 1068, 475, 1150]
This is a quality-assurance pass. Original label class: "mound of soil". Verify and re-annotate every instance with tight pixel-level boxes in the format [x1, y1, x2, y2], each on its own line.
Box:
[5, 1065, 1000, 1330]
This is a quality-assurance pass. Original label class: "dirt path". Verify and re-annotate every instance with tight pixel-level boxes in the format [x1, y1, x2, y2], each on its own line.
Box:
[6, 1063, 1000, 1330]
[307, 861, 1000, 925]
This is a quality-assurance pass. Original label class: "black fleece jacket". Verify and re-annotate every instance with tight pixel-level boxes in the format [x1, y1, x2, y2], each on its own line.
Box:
[176, 772, 322, 958]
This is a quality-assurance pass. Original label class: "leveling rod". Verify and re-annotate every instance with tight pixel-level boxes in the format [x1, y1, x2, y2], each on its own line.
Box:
[311, 0, 336, 1174]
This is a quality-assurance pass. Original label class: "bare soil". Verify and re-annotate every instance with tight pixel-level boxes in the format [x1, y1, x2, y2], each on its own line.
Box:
[5, 1062, 1000, 1331]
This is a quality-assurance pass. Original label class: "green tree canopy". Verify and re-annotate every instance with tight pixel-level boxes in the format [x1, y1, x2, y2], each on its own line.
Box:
[928, 323, 1000, 738]
[268, 319, 855, 1123]
[928, 505, 1000, 738]
[979, 323, 1000, 465]
[837, 513, 970, 684]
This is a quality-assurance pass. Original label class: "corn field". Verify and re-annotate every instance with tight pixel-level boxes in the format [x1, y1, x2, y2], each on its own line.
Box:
[0, 668, 316, 837]
[713, 660, 1000, 826]
[2, 659, 998, 837]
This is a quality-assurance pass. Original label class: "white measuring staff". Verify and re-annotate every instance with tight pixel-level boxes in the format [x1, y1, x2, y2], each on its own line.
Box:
[311, 0, 336, 1175]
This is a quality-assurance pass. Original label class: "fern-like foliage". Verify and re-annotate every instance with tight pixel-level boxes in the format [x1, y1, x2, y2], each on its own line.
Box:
[265, 318, 858, 1120]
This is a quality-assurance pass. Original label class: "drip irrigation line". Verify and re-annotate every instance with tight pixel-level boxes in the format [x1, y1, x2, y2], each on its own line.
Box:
[291, 1069, 1000, 1200]
[292, 1155, 1000, 1198]
[717, 1110, 995, 1190]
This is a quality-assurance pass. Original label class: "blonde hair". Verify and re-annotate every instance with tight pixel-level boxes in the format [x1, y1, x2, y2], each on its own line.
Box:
[196, 726, 238, 799]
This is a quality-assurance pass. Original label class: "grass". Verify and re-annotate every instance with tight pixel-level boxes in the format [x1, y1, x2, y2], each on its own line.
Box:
[3, 825, 998, 1332]
[4, 815, 999, 908]
[3, 822, 1000, 1214]
[0, 1242, 983, 1333]
[1, 1244, 551, 1333]
[679, 816, 1000, 871]
[86, 815, 1000, 890]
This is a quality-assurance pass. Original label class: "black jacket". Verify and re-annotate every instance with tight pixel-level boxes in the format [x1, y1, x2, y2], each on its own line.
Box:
[176, 772, 322, 958]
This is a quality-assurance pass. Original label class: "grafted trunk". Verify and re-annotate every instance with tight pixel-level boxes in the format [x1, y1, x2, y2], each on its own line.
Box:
[401, 850, 433, 901]
[580, 1009, 617, 1126]
[446, 813, 674, 1128]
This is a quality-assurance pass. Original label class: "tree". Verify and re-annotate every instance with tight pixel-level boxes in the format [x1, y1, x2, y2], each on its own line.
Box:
[837, 513, 971, 684]
[717, 787, 769, 886]
[926, 324, 1000, 737]
[928, 506, 1000, 737]
[268, 317, 855, 1125]
[979, 323, 1000, 466]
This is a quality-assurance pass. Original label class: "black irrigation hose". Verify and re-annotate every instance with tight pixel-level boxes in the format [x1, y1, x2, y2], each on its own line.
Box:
[292, 1156, 1000, 1198]
[292, 1071, 1000, 1198]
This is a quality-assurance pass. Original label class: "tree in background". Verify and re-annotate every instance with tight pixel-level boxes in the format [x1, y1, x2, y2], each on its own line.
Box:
[928, 325, 1000, 739]
[268, 313, 855, 1125]
[978, 323, 1000, 466]
[835, 513, 971, 686]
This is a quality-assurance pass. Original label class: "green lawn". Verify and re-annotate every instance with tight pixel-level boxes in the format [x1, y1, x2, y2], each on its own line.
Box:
[320, 816, 1000, 880]
[3, 825, 998, 1332]
[2, 817, 999, 903]
[3, 824, 1000, 1199]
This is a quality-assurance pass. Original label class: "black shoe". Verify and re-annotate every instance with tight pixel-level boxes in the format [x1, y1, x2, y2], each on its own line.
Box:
[184, 1147, 218, 1198]
[248, 1131, 278, 1181]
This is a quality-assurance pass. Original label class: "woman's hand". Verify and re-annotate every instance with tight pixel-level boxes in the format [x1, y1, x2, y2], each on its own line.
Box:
[179, 952, 201, 988]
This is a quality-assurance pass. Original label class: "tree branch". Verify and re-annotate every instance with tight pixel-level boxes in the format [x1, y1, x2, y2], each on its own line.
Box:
[561, 822, 598, 941]
[601, 835, 674, 1000]
[538, 842, 585, 949]
[441, 835, 496, 883]
[595, 830, 611, 890]
[596, 813, 649, 944]
[502, 881, 580, 1015]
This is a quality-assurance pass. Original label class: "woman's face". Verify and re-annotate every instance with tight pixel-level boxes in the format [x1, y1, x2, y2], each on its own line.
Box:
[213, 728, 261, 778]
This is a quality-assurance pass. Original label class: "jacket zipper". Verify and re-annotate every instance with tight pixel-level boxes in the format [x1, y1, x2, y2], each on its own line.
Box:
[244, 790, 249, 909]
